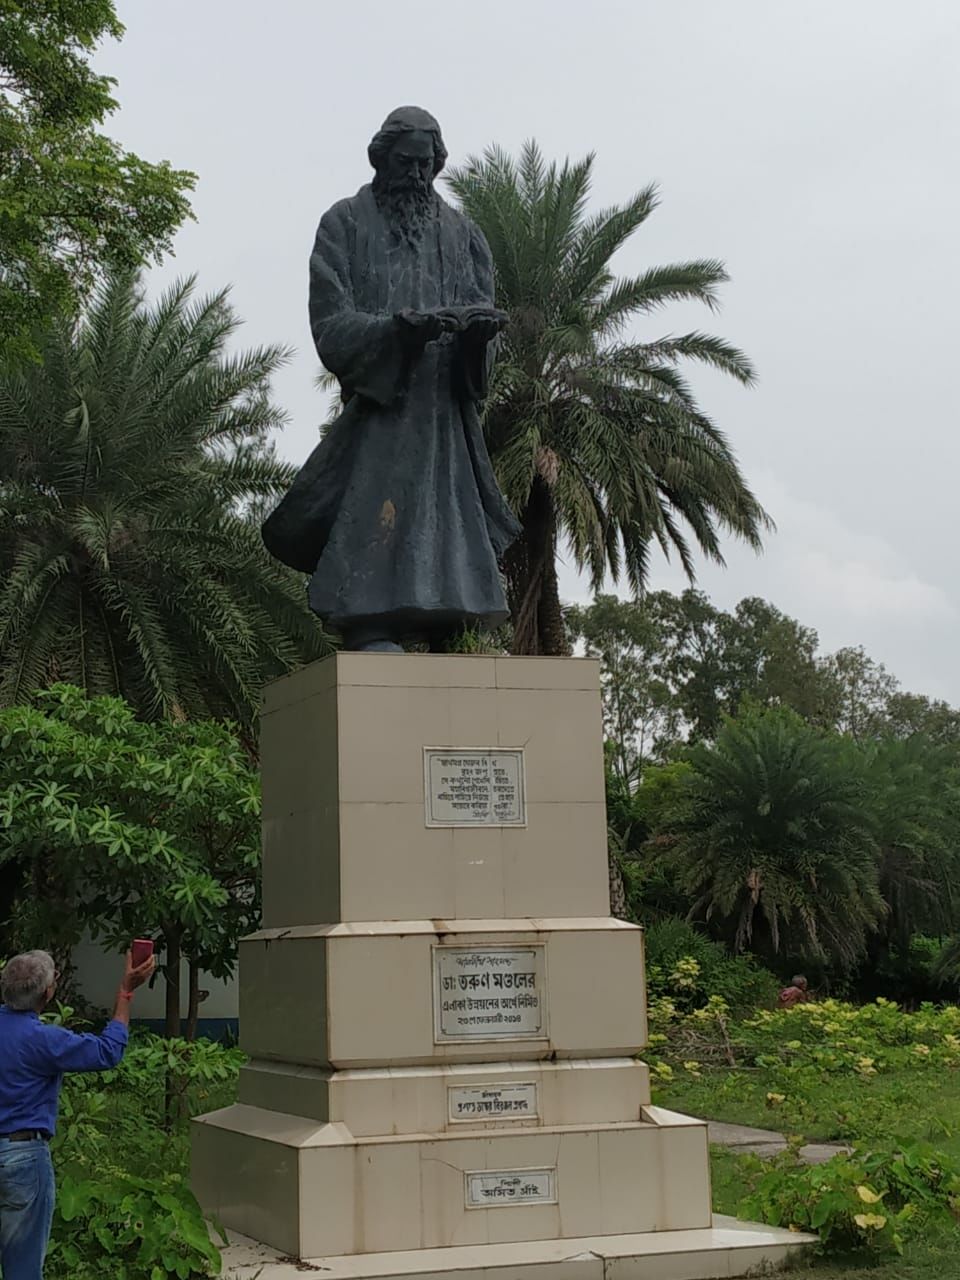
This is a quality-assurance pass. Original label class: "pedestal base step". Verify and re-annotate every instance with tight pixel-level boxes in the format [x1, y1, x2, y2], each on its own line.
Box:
[220, 1217, 815, 1279]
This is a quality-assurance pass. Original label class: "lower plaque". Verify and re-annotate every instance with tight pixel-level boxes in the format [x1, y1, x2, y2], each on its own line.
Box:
[448, 1082, 538, 1123]
[465, 1168, 557, 1208]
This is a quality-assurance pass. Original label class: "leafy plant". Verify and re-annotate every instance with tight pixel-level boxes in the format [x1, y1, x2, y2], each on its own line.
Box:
[45, 1030, 243, 1279]
[644, 917, 778, 1014]
[0, 685, 261, 1036]
[738, 1142, 960, 1258]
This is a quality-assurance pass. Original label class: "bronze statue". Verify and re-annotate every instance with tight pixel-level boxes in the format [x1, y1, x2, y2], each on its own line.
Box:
[262, 107, 519, 653]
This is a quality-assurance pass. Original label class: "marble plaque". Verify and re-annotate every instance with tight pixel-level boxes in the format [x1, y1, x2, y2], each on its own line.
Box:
[434, 946, 546, 1042]
[448, 1082, 538, 1123]
[424, 749, 525, 827]
[465, 1168, 557, 1208]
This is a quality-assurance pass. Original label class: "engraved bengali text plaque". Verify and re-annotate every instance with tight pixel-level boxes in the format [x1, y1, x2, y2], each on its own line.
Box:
[448, 1082, 539, 1123]
[465, 1168, 557, 1208]
[424, 749, 525, 827]
[434, 946, 546, 1042]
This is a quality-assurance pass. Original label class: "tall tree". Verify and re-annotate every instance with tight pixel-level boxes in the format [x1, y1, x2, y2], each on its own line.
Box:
[816, 646, 899, 740]
[0, 271, 330, 723]
[446, 145, 769, 655]
[0, 1, 194, 354]
[568, 594, 679, 783]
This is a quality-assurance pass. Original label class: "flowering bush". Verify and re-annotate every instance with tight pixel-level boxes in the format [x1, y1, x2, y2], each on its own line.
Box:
[737, 1142, 960, 1258]
[648, 994, 960, 1258]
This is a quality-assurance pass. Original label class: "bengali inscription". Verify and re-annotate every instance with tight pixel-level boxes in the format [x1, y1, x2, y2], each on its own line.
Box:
[424, 749, 525, 827]
[465, 1168, 557, 1208]
[434, 946, 546, 1042]
[448, 1082, 538, 1123]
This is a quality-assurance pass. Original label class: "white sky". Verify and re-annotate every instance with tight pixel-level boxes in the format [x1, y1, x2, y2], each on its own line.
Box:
[100, 1, 960, 699]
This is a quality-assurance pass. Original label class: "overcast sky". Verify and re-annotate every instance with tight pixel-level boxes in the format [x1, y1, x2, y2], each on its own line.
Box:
[100, 1, 960, 699]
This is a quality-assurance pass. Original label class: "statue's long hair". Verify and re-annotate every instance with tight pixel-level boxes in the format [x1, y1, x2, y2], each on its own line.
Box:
[367, 105, 448, 178]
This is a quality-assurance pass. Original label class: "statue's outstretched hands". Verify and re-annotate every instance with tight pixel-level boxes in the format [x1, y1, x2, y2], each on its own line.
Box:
[397, 306, 508, 350]
[396, 308, 446, 347]
[435, 306, 508, 343]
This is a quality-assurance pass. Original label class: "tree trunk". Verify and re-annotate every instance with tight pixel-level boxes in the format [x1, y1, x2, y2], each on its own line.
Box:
[507, 478, 569, 657]
[163, 927, 182, 1040]
[608, 851, 628, 920]
[185, 958, 201, 1042]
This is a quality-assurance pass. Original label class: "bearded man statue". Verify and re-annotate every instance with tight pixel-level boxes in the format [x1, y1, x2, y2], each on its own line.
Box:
[261, 106, 520, 653]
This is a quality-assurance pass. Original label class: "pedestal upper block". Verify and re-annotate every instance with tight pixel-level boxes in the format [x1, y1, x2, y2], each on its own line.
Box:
[260, 655, 610, 926]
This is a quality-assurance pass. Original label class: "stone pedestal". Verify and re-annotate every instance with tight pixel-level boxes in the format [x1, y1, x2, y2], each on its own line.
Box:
[193, 655, 811, 1277]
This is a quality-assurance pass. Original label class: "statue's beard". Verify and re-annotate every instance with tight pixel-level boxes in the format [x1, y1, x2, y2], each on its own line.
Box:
[373, 173, 436, 246]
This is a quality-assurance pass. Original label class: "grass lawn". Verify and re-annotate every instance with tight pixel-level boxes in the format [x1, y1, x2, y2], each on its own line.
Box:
[658, 1069, 960, 1278]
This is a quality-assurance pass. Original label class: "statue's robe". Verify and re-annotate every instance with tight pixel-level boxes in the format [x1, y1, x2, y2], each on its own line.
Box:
[261, 185, 520, 641]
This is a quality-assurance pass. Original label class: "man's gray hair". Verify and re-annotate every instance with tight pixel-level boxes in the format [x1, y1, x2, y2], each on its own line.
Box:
[1, 951, 55, 1011]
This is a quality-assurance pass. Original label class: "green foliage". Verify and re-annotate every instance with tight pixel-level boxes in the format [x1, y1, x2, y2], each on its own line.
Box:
[654, 996, 960, 1263]
[738, 1142, 960, 1258]
[0, 272, 330, 722]
[445, 146, 768, 655]
[48, 1170, 222, 1280]
[568, 595, 679, 781]
[0, 1, 195, 353]
[672, 707, 884, 968]
[44, 1031, 242, 1279]
[644, 917, 778, 1014]
[0, 685, 261, 1025]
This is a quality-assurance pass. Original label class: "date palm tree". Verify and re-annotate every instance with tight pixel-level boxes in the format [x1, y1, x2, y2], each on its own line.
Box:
[0, 271, 330, 724]
[446, 144, 770, 655]
[673, 708, 884, 968]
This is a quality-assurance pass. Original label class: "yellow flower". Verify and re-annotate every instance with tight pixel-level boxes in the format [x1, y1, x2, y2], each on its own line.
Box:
[854, 1213, 887, 1230]
[856, 1186, 884, 1204]
[766, 1092, 786, 1106]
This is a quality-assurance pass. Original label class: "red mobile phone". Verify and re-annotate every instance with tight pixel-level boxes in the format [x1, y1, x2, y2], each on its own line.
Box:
[131, 938, 154, 967]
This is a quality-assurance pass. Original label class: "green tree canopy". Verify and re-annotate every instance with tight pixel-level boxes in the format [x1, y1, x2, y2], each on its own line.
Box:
[0, 0, 195, 352]
[446, 144, 769, 655]
[0, 685, 261, 1037]
[568, 594, 679, 783]
[0, 271, 330, 723]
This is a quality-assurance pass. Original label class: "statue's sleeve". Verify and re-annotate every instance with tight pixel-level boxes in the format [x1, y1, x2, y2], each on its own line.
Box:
[460, 220, 498, 402]
[309, 205, 406, 407]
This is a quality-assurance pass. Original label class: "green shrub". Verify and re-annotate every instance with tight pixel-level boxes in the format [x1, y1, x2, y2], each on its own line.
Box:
[47, 1169, 223, 1280]
[644, 917, 779, 1014]
[45, 1029, 243, 1278]
[737, 1141, 960, 1258]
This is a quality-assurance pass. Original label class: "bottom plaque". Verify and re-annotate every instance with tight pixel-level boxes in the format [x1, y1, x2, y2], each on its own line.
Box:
[465, 1168, 557, 1208]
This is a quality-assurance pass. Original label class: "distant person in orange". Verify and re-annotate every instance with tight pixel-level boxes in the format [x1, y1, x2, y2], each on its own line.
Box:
[778, 975, 810, 1008]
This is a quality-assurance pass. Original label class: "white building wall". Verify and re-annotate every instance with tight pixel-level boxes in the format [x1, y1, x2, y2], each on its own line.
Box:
[70, 937, 238, 1025]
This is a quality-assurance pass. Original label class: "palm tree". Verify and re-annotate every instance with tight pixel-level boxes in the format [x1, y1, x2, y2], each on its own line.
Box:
[446, 145, 770, 655]
[0, 271, 330, 724]
[866, 736, 960, 958]
[672, 708, 884, 969]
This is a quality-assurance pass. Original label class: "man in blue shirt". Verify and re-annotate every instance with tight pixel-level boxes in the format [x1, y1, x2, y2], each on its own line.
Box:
[0, 947, 155, 1280]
